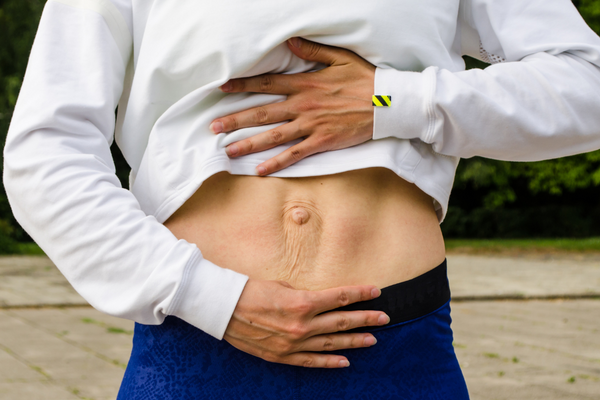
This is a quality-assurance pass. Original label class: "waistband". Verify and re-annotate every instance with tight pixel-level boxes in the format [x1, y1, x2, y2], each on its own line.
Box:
[334, 259, 450, 331]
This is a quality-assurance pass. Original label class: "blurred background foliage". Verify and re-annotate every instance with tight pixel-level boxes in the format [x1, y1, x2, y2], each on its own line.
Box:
[1, 0, 600, 253]
[448, 0, 600, 238]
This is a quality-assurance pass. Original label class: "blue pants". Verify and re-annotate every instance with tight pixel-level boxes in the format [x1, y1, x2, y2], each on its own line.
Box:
[118, 263, 470, 399]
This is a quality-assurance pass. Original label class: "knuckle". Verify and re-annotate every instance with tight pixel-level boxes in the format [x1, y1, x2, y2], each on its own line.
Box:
[287, 322, 308, 340]
[295, 99, 318, 113]
[293, 293, 315, 314]
[306, 44, 321, 59]
[297, 300, 313, 315]
[226, 117, 239, 131]
[260, 75, 274, 91]
[269, 130, 284, 144]
[290, 148, 303, 161]
[279, 341, 295, 355]
[338, 291, 350, 306]
[296, 120, 314, 137]
[270, 157, 283, 171]
[349, 336, 360, 348]
[361, 288, 371, 302]
[337, 316, 350, 331]
[302, 358, 315, 368]
[296, 78, 317, 91]
[255, 107, 269, 124]
[236, 80, 246, 91]
[322, 336, 335, 350]
[315, 134, 333, 149]
[244, 139, 254, 153]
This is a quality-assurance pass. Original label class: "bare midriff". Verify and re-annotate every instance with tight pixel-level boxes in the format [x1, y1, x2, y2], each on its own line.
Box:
[164, 167, 445, 290]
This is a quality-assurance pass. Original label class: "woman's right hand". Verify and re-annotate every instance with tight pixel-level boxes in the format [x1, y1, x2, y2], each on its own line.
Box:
[223, 279, 390, 368]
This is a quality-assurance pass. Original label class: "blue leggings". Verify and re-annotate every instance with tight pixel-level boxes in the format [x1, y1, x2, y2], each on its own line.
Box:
[118, 263, 470, 399]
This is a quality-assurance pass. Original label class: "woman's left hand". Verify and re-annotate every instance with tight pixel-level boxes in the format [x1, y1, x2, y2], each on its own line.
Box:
[210, 37, 376, 176]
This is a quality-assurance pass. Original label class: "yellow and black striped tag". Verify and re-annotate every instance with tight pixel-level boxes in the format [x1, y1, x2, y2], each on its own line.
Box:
[372, 95, 392, 107]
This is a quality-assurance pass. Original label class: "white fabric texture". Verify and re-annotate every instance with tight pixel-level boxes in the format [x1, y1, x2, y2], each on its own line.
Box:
[4, 0, 600, 338]
[374, 0, 600, 161]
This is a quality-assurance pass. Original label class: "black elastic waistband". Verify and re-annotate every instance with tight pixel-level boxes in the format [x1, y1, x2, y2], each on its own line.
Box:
[335, 259, 450, 331]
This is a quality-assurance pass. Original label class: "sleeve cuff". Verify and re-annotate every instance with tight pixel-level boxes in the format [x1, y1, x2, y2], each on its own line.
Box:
[372, 66, 437, 142]
[170, 254, 249, 340]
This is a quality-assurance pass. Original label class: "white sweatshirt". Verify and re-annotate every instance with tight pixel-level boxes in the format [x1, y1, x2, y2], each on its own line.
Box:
[4, 0, 600, 339]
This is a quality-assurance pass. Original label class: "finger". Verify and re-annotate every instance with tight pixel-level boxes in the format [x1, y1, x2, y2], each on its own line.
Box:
[226, 124, 302, 158]
[305, 285, 382, 314]
[281, 353, 351, 369]
[255, 138, 319, 176]
[310, 310, 389, 336]
[225, 335, 351, 368]
[300, 333, 377, 352]
[287, 37, 352, 66]
[220, 73, 299, 95]
[277, 280, 295, 289]
[210, 103, 292, 134]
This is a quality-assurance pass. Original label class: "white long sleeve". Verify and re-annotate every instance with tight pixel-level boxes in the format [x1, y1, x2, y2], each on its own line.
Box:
[373, 0, 600, 161]
[3, 0, 248, 339]
[7, 0, 598, 329]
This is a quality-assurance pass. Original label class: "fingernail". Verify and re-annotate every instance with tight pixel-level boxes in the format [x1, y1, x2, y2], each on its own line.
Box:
[378, 314, 390, 325]
[371, 288, 381, 298]
[339, 360, 350, 368]
[226, 144, 239, 156]
[210, 121, 224, 134]
[289, 37, 301, 48]
[364, 336, 377, 346]
[256, 166, 267, 175]
[221, 82, 233, 92]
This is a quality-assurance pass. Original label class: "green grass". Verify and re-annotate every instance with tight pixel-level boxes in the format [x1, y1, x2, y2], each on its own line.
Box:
[445, 237, 600, 254]
[106, 327, 133, 335]
[0, 241, 45, 255]
[81, 317, 133, 335]
[15, 242, 45, 255]
[483, 352, 500, 359]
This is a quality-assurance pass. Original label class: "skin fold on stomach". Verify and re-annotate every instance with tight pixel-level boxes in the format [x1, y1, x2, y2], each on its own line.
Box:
[164, 167, 446, 291]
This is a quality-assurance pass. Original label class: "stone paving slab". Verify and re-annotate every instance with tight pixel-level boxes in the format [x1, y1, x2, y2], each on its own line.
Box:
[0, 308, 131, 400]
[0, 382, 80, 400]
[0, 257, 85, 307]
[452, 299, 600, 400]
[1, 254, 599, 399]
[447, 254, 600, 299]
[1, 301, 598, 400]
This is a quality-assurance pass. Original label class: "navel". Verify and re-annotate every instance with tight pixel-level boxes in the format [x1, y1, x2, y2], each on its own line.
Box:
[279, 200, 324, 285]
[291, 207, 310, 225]
[281, 199, 322, 228]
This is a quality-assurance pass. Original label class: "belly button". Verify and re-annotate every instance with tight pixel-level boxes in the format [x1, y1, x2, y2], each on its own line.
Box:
[291, 207, 310, 225]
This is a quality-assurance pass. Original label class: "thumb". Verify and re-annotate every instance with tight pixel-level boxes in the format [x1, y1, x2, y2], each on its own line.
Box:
[277, 280, 296, 290]
[287, 37, 348, 65]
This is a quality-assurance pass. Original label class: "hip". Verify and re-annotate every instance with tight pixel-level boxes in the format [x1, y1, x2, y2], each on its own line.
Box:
[118, 260, 469, 400]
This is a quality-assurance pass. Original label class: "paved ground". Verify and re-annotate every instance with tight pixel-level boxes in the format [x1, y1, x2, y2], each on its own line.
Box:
[0, 254, 599, 399]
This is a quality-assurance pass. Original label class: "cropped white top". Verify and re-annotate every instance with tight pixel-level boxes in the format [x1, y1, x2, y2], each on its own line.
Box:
[5, 0, 600, 339]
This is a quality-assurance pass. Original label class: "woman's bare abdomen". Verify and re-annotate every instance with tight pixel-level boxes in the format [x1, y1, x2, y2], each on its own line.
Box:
[164, 168, 445, 290]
